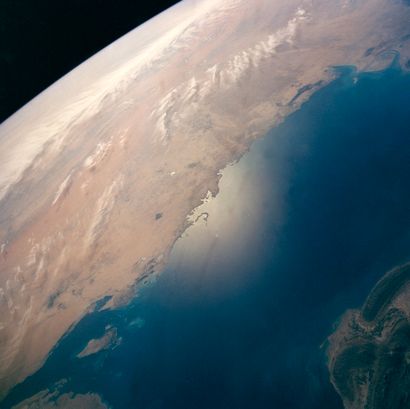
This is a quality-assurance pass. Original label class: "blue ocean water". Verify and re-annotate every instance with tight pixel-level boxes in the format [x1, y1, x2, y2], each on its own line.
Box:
[3, 66, 410, 409]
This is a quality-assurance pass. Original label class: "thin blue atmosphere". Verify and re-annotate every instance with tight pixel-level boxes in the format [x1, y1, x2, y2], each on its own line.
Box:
[3, 65, 410, 409]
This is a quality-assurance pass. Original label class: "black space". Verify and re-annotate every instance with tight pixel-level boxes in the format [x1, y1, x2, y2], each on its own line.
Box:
[0, 0, 180, 123]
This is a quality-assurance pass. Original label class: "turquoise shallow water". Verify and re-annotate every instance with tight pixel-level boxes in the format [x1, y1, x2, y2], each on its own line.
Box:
[3, 65, 410, 409]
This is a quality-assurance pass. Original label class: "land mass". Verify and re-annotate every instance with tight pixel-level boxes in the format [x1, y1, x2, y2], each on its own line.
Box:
[327, 263, 410, 409]
[1, 0, 410, 400]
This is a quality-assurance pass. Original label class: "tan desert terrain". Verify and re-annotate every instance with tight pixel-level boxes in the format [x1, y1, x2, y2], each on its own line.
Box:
[12, 388, 108, 409]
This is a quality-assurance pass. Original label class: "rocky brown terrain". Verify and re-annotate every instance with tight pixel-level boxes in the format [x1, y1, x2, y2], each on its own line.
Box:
[327, 263, 410, 409]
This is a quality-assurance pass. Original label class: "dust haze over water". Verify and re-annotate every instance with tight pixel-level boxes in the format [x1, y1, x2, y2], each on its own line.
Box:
[168, 146, 287, 300]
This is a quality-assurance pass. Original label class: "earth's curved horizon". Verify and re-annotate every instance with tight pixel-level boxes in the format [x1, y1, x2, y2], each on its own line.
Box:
[1, 0, 410, 407]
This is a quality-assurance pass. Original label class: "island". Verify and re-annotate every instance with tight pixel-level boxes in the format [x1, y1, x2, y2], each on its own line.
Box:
[76, 327, 121, 359]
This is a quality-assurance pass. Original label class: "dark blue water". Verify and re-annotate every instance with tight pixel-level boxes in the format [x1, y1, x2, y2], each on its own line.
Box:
[3, 66, 410, 409]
